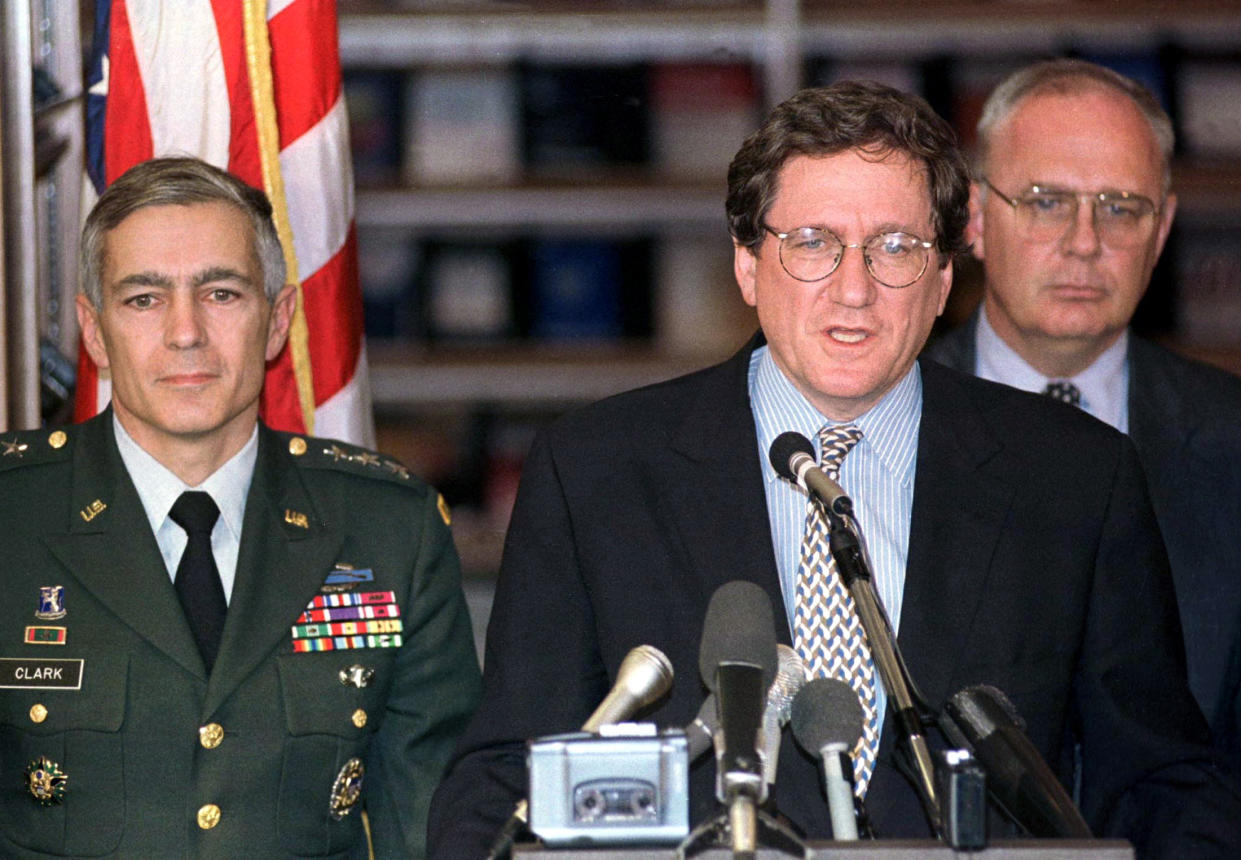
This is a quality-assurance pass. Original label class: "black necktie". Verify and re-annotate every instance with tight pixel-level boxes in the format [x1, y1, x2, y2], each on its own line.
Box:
[1042, 380, 1082, 408]
[169, 491, 227, 673]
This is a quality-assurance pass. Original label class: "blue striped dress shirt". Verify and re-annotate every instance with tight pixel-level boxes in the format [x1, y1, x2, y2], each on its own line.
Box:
[748, 345, 922, 742]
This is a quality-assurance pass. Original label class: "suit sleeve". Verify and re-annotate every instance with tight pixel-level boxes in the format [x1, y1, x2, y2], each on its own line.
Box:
[1075, 435, 1241, 854]
[364, 488, 483, 860]
[427, 429, 612, 858]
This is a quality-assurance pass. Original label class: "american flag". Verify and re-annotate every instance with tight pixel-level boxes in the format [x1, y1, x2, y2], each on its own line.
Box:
[81, 0, 374, 446]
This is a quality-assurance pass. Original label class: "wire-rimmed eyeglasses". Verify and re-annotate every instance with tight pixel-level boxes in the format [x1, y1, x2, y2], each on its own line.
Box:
[762, 225, 936, 288]
[981, 177, 1161, 248]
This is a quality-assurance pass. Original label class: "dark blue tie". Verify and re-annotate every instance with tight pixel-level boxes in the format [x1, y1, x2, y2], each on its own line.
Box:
[169, 491, 227, 673]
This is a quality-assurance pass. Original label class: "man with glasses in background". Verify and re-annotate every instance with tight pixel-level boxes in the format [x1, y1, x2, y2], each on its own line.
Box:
[430, 80, 1240, 857]
[925, 60, 1241, 765]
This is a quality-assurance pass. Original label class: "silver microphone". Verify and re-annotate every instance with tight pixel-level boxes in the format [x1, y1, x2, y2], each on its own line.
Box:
[581, 644, 675, 732]
[761, 645, 807, 786]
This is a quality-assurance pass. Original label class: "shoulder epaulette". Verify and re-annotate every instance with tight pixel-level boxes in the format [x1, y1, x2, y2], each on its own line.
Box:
[281, 433, 416, 485]
[0, 427, 73, 473]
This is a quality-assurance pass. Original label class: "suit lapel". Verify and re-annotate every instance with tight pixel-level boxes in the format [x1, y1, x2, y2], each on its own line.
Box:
[662, 336, 792, 643]
[204, 427, 342, 715]
[46, 413, 206, 679]
[898, 363, 1016, 708]
[1125, 337, 1190, 488]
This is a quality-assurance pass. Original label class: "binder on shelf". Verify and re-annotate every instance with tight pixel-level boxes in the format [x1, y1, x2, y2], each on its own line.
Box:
[650, 63, 758, 180]
[344, 70, 404, 186]
[528, 239, 625, 340]
[405, 68, 521, 185]
[1177, 59, 1241, 159]
[1174, 220, 1241, 350]
[420, 242, 517, 341]
[521, 62, 651, 175]
[357, 232, 420, 340]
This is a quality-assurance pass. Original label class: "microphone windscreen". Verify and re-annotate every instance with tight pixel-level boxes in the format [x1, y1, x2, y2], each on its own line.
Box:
[698, 581, 778, 691]
[790, 677, 865, 756]
[769, 645, 808, 723]
[769, 432, 816, 483]
[944, 684, 1027, 742]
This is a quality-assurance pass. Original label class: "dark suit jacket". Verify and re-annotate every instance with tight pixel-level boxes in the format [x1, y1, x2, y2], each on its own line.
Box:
[0, 412, 481, 859]
[429, 336, 1240, 857]
[925, 318, 1241, 761]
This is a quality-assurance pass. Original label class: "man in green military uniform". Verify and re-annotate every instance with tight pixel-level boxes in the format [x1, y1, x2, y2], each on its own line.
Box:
[0, 157, 481, 858]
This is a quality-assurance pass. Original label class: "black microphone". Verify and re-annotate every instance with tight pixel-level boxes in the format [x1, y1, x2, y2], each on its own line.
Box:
[940, 685, 1091, 838]
[769, 431, 852, 517]
[699, 581, 778, 857]
[790, 678, 866, 840]
[487, 644, 675, 860]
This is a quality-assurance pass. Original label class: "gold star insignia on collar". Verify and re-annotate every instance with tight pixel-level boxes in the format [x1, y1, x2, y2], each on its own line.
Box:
[324, 444, 349, 463]
[2, 438, 29, 458]
[382, 459, 410, 480]
[354, 452, 380, 467]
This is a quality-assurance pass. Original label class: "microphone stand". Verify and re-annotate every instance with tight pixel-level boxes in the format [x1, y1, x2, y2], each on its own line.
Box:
[823, 501, 943, 836]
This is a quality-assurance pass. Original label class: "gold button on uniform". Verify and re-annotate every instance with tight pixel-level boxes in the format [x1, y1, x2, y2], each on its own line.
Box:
[198, 723, 224, 749]
[351, 709, 367, 728]
[48, 431, 67, 449]
[29, 704, 47, 723]
[197, 804, 221, 830]
[288, 437, 307, 456]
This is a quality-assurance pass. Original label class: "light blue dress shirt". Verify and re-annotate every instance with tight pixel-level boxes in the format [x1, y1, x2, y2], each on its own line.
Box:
[749, 345, 922, 740]
[114, 416, 258, 604]
[975, 307, 1129, 433]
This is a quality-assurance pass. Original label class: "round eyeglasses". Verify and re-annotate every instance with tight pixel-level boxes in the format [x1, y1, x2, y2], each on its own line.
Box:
[762, 225, 935, 288]
[981, 178, 1161, 249]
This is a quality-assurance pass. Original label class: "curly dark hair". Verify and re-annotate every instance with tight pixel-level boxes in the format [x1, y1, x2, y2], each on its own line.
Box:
[725, 81, 971, 264]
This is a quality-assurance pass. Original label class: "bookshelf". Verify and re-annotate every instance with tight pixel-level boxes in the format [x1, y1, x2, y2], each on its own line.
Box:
[340, 1, 1241, 577]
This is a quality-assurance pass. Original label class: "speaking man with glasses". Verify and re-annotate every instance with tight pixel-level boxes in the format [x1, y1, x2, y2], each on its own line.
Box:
[925, 59, 1241, 765]
[429, 81, 1240, 857]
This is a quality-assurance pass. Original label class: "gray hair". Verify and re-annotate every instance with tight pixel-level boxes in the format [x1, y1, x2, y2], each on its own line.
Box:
[80, 156, 287, 307]
[976, 59, 1175, 193]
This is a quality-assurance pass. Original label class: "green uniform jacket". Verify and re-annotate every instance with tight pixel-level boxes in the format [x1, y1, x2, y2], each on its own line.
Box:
[0, 412, 481, 858]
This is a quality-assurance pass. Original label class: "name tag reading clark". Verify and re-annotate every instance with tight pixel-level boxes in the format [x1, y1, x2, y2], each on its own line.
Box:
[0, 658, 84, 690]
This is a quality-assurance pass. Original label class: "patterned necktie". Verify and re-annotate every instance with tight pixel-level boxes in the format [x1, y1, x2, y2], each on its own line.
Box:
[1042, 380, 1082, 407]
[791, 424, 880, 797]
[169, 491, 227, 673]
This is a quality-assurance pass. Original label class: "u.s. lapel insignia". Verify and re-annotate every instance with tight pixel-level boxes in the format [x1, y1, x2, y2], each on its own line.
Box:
[320, 564, 374, 593]
[2, 438, 29, 458]
[79, 499, 107, 523]
[284, 509, 310, 529]
[35, 586, 66, 621]
[25, 757, 68, 805]
[329, 758, 365, 820]
[24, 626, 67, 646]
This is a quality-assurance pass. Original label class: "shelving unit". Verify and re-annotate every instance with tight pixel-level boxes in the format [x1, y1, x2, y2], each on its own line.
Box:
[341, 1, 1241, 578]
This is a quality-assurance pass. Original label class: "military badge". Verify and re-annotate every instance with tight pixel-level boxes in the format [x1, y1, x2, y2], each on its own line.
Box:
[25, 757, 67, 805]
[2, 438, 29, 458]
[35, 586, 66, 620]
[339, 664, 375, 688]
[24, 626, 67, 645]
[329, 758, 365, 820]
[320, 565, 375, 593]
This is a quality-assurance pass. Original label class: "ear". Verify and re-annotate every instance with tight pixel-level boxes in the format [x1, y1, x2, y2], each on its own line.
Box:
[265, 284, 298, 362]
[966, 182, 986, 260]
[76, 294, 111, 369]
[935, 257, 954, 317]
[1152, 192, 1177, 260]
[734, 242, 759, 308]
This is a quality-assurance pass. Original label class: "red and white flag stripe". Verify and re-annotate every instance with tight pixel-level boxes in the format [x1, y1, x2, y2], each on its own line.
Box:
[79, 0, 373, 446]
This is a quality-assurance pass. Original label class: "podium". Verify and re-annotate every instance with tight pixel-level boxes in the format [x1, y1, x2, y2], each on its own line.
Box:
[514, 841, 1133, 859]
